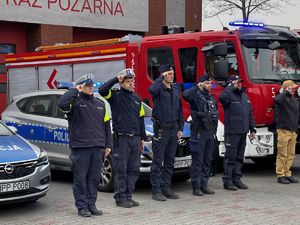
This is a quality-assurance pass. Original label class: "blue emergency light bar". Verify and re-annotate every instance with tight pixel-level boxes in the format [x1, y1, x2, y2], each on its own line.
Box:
[56, 81, 105, 91]
[229, 21, 265, 27]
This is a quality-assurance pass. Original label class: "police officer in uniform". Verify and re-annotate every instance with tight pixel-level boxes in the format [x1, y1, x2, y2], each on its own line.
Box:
[98, 69, 146, 208]
[182, 74, 218, 196]
[149, 64, 184, 201]
[219, 75, 256, 191]
[58, 74, 112, 217]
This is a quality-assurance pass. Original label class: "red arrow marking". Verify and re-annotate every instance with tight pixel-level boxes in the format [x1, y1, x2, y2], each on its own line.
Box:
[47, 69, 57, 89]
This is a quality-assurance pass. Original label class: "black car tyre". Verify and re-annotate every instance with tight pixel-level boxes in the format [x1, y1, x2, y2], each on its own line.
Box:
[98, 154, 114, 192]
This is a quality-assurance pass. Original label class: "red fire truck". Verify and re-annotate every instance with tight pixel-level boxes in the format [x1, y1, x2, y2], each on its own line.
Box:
[4, 22, 300, 164]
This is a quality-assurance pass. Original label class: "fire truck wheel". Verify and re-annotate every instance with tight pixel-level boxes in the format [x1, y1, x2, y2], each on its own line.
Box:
[98, 154, 114, 192]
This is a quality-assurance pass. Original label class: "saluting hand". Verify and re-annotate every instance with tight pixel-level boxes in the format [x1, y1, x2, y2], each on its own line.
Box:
[76, 83, 85, 92]
[117, 74, 125, 82]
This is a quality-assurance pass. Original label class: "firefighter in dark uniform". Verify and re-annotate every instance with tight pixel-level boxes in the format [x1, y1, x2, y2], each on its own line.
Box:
[182, 74, 218, 196]
[219, 75, 256, 191]
[149, 64, 184, 201]
[98, 68, 146, 208]
[58, 74, 112, 217]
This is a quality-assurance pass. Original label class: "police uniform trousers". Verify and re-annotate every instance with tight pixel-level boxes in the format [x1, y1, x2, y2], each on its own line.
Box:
[222, 134, 247, 185]
[70, 147, 103, 210]
[150, 127, 178, 194]
[190, 134, 214, 189]
[113, 135, 141, 203]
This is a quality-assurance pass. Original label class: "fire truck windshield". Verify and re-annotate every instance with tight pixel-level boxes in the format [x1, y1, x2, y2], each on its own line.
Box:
[241, 40, 300, 83]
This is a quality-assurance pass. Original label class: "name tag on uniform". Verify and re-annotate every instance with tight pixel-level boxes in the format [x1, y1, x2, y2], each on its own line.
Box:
[80, 104, 87, 107]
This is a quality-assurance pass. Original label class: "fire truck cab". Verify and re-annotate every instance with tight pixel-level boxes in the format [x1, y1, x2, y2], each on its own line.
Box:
[4, 22, 300, 164]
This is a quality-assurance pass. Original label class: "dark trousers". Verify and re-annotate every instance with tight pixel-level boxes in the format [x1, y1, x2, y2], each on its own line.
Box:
[113, 135, 141, 202]
[190, 135, 214, 189]
[70, 147, 103, 210]
[222, 134, 247, 185]
[150, 128, 177, 194]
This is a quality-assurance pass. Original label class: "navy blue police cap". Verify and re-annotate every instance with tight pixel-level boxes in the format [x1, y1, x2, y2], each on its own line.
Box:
[75, 74, 94, 86]
[198, 74, 211, 83]
[227, 75, 244, 83]
[158, 64, 173, 74]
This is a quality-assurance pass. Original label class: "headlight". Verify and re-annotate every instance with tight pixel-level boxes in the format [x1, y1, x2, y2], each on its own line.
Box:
[37, 149, 48, 166]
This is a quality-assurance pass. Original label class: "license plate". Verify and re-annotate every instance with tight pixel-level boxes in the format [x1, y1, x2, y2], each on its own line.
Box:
[0, 181, 30, 193]
[174, 159, 192, 168]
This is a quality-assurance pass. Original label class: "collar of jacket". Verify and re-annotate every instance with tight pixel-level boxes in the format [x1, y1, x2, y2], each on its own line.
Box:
[120, 87, 133, 94]
[80, 92, 94, 100]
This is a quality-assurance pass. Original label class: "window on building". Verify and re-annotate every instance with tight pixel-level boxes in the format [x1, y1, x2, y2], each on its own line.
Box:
[0, 44, 16, 54]
[0, 83, 7, 93]
[178, 47, 197, 83]
[147, 47, 175, 81]
[0, 64, 6, 74]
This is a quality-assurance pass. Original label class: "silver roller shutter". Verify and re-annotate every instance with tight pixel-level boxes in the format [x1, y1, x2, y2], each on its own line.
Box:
[8, 67, 37, 101]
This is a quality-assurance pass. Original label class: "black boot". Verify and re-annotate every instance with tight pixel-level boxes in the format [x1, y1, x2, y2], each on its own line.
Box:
[78, 209, 92, 217]
[193, 189, 203, 196]
[223, 184, 238, 191]
[201, 187, 215, 194]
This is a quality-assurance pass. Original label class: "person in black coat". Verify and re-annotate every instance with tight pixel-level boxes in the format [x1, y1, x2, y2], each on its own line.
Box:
[98, 69, 146, 208]
[148, 64, 184, 201]
[183, 74, 218, 196]
[219, 75, 256, 191]
[275, 80, 299, 184]
[58, 74, 112, 217]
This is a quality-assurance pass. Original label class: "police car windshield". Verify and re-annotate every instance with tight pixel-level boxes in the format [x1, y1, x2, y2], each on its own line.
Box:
[0, 123, 13, 136]
[242, 40, 300, 83]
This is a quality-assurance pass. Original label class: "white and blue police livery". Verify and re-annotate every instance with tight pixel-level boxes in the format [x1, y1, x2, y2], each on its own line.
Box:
[2, 88, 191, 192]
[0, 122, 50, 204]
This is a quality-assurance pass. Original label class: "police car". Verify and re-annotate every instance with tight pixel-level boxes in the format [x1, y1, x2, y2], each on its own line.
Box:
[0, 121, 50, 204]
[2, 89, 191, 192]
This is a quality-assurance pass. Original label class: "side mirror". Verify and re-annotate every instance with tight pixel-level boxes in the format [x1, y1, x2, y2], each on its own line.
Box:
[8, 126, 18, 133]
[214, 59, 229, 79]
[268, 41, 281, 50]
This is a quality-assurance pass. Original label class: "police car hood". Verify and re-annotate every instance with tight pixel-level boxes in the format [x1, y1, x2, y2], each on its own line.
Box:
[0, 134, 39, 164]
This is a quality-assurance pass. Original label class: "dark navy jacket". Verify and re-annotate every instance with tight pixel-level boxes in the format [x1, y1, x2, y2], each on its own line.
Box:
[183, 86, 218, 137]
[57, 88, 112, 149]
[219, 85, 256, 135]
[98, 77, 146, 140]
[148, 75, 184, 131]
[275, 90, 299, 132]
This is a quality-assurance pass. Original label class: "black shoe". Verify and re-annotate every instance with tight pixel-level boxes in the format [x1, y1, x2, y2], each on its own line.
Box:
[277, 177, 290, 184]
[128, 198, 139, 206]
[78, 209, 92, 217]
[201, 187, 215, 194]
[193, 189, 203, 196]
[286, 176, 299, 183]
[152, 193, 167, 201]
[89, 207, 102, 216]
[224, 184, 238, 191]
[162, 190, 179, 199]
[233, 182, 248, 189]
[116, 200, 133, 208]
